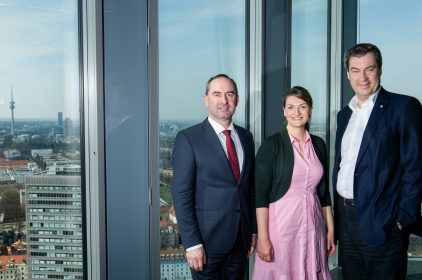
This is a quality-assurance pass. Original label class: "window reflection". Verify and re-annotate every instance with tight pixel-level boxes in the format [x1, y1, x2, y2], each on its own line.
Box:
[159, 0, 246, 278]
[0, 1, 82, 280]
[103, 0, 150, 278]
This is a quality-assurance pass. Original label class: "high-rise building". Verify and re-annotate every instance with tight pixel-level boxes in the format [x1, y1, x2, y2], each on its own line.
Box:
[64, 118, 73, 138]
[58, 112, 63, 126]
[9, 86, 15, 136]
[25, 175, 83, 280]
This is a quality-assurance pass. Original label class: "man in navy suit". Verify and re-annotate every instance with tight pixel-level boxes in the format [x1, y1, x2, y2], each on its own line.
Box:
[172, 74, 256, 279]
[333, 43, 422, 279]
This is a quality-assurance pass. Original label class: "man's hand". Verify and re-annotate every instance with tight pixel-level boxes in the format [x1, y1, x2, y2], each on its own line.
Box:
[186, 247, 206, 271]
[247, 234, 257, 257]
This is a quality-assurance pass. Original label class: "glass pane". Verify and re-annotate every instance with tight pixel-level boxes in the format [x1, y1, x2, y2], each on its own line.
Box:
[103, 0, 150, 279]
[263, 0, 291, 138]
[158, 0, 246, 278]
[358, 0, 422, 102]
[291, 0, 332, 268]
[358, 0, 422, 273]
[291, 0, 329, 142]
[0, 1, 83, 279]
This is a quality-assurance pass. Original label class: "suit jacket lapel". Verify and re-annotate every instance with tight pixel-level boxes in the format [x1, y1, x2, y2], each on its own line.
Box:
[202, 119, 228, 163]
[355, 88, 390, 167]
[235, 125, 248, 182]
[337, 110, 352, 146]
[336, 108, 352, 166]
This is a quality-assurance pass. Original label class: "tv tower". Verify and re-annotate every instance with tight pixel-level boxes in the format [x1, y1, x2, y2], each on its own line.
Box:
[10, 85, 15, 136]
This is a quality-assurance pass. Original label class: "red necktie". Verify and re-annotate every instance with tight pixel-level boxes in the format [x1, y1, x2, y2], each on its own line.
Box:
[223, 130, 240, 183]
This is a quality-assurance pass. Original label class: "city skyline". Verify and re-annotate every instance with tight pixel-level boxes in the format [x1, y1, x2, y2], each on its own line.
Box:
[2, 0, 421, 122]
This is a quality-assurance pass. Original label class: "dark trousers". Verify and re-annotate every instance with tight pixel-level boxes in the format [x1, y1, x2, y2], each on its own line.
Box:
[337, 195, 407, 280]
[190, 226, 248, 280]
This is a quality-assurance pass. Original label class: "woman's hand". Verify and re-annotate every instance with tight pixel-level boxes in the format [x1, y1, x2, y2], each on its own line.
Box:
[256, 236, 274, 262]
[326, 229, 336, 257]
[322, 206, 336, 257]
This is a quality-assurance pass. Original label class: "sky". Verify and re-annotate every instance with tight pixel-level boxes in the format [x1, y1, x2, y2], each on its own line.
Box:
[158, 0, 246, 124]
[291, 0, 329, 124]
[0, 0, 79, 120]
[159, 0, 422, 124]
[358, 0, 422, 98]
[1, 0, 421, 121]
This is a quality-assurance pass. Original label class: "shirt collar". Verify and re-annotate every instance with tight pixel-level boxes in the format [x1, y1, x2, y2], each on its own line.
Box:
[348, 87, 381, 111]
[288, 129, 311, 144]
[208, 116, 235, 135]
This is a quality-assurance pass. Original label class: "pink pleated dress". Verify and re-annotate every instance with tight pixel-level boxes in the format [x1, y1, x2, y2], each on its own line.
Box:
[253, 133, 331, 280]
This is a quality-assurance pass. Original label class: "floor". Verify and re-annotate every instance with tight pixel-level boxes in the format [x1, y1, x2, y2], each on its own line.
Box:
[330, 260, 422, 280]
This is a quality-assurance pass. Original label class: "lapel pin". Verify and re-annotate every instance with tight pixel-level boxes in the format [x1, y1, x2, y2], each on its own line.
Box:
[380, 105, 384, 108]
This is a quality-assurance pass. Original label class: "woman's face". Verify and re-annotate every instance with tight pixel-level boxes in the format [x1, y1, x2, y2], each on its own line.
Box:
[283, 96, 311, 129]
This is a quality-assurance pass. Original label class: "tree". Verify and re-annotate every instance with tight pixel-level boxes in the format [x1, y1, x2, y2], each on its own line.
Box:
[0, 185, 23, 221]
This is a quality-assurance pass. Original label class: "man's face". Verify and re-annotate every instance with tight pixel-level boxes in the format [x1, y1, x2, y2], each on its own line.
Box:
[204, 77, 239, 126]
[347, 52, 381, 104]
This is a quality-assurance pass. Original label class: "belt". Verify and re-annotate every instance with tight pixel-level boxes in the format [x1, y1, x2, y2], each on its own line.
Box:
[337, 194, 355, 207]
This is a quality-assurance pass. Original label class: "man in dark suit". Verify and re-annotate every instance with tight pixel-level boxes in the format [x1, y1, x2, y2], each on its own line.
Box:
[172, 74, 256, 279]
[332, 43, 422, 279]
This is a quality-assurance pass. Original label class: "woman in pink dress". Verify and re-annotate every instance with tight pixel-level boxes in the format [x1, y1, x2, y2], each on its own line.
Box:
[253, 86, 335, 279]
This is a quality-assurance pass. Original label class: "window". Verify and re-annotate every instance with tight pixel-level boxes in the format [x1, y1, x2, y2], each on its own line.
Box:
[291, 0, 333, 270]
[358, 0, 422, 102]
[291, 0, 329, 142]
[0, 1, 83, 279]
[357, 0, 422, 267]
[158, 0, 247, 278]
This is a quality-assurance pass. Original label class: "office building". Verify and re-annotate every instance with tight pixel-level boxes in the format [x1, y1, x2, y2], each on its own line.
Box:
[58, 112, 63, 126]
[25, 175, 83, 280]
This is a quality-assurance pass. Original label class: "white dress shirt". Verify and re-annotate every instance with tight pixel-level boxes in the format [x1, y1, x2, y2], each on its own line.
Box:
[337, 89, 379, 199]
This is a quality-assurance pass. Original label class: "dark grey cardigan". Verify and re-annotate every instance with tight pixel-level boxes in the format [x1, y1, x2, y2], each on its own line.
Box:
[255, 127, 332, 208]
